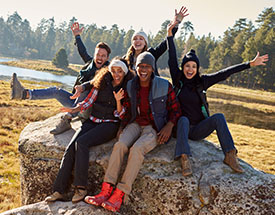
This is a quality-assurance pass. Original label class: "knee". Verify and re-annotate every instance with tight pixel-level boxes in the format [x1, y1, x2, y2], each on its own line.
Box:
[129, 144, 144, 157]
[212, 113, 226, 125]
[113, 141, 129, 153]
[178, 116, 190, 127]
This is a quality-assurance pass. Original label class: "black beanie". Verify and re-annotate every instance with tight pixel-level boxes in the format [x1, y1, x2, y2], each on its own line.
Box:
[181, 49, 200, 69]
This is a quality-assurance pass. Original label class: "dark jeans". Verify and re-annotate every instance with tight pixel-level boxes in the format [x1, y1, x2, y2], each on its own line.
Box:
[175, 113, 235, 158]
[53, 119, 119, 193]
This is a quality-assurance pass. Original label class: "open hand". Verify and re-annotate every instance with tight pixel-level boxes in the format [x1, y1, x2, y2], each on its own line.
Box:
[113, 88, 124, 102]
[250, 52, 269, 67]
[71, 22, 84, 36]
[175, 6, 189, 24]
[70, 85, 83, 99]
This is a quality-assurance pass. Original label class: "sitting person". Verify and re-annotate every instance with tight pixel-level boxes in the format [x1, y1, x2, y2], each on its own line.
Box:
[84, 52, 181, 212]
[44, 57, 134, 203]
[166, 19, 269, 176]
[10, 23, 111, 134]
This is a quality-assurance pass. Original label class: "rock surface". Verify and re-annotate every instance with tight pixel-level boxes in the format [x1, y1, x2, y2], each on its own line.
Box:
[2, 113, 275, 215]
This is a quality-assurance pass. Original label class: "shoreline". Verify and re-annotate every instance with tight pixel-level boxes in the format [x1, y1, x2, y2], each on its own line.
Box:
[0, 58, 81, 76]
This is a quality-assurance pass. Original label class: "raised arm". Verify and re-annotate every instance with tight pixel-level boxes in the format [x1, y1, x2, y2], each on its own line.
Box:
[167, 34, 180, 85]
[148, 6, 188, 62]
[71, 22, 93, 63]
[203, 52, 269, 89]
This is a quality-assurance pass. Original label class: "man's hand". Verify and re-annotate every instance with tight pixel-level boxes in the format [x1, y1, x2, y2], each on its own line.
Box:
[70, 85, 83, 99]
[71, 22, 84, 37]
[157, 121, 174, 144]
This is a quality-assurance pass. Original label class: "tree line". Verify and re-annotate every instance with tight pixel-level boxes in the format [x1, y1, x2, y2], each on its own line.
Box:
[0, 8, 274, 90]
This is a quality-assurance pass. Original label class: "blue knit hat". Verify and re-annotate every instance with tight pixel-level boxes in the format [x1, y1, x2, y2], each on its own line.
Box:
[181, 49, 200, 69]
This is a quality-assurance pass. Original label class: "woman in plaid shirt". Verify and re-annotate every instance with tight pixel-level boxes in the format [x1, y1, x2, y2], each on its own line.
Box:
[45, 57, 134, 203]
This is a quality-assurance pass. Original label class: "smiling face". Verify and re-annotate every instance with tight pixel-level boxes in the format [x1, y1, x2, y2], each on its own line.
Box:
[183, 61, 198, 79]
[137, 63, 153, 87]
[132, 35, 146, 52]
[93, 47, 109, 69]
[110, 66, 125, 86]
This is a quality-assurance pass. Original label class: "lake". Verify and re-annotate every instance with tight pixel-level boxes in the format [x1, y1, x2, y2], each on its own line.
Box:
[0, 58, 76, 86]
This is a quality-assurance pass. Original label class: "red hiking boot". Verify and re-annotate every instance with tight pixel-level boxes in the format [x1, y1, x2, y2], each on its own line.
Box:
[84, 182, 113, 206]
[101, 188, 125, 212]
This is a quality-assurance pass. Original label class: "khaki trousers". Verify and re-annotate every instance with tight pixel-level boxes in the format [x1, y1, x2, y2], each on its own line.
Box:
[104, 122, 158, 194]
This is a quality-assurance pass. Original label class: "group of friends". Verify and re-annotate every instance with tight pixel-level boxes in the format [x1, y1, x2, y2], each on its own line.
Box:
[10, 6, 268, 213]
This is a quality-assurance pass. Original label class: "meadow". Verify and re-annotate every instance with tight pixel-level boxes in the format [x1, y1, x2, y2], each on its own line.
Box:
[0, 70, 274, 212]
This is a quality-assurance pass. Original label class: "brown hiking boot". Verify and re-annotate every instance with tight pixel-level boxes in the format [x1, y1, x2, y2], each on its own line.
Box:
[224, 149, 244, 173]
[72, 187, 87, 203]
[45, 191, 64, 202]
[50, 114, 72, 135]
[10, 73, 26, 100]
[181, 154, 192, 176]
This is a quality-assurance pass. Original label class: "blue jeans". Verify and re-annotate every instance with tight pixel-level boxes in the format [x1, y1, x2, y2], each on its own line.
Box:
[175, 113, 235, 158]
[29, 87, 89, 117]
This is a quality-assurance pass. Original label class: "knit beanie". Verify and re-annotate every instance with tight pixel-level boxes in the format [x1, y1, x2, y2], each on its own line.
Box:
[136, 51, 155, 71]
[181, 49, 200, 69]
[131, 31, 149, 46]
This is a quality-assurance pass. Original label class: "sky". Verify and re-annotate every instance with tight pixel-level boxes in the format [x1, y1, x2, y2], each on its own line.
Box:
[0, 0, 274, 39]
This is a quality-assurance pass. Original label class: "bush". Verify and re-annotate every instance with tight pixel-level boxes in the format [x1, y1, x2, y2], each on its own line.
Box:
[52, 48, 69, 68]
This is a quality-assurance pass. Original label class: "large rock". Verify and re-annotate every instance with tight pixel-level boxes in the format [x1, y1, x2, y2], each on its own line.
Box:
[2, 114, 275, 215]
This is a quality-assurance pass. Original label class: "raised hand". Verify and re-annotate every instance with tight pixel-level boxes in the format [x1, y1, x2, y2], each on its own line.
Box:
[250, 52, 269, 67]
[168, 6, 189, 36]
[113, 88, 124, 102]
[70, 85, 83, 99]
[175, 6, 189, 24]
[71, 22, 84, 37]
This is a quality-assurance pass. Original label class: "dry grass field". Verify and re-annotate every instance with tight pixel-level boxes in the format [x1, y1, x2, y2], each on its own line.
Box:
[0, 77, 274, 213]
[0, 80, 62, 212]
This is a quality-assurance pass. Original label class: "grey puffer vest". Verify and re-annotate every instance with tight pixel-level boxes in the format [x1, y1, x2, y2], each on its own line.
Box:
[127, 75, 169, 132]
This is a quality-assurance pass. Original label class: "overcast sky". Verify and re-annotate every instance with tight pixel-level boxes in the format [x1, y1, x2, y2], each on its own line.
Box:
[1, 0, 274, 38]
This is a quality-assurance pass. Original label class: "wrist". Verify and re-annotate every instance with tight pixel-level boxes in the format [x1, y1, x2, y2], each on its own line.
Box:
[250, 61, 255, 67]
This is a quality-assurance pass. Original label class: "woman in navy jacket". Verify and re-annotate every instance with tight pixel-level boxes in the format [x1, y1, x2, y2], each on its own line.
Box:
[167, 19, 268, 176]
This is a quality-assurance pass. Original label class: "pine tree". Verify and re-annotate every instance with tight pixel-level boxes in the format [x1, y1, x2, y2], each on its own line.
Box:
[52, 48, 69, 68]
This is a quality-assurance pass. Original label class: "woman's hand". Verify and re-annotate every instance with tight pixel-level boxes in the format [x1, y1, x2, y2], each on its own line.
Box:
[71, 22, 84, 37]
[168, 6, 189, 36]
[70, 85, 83, 99]
[113, 88, 124, 102]
[250, 52, 269, 67]
[175, 6, 189, 24]
[60, 105, 81, 113]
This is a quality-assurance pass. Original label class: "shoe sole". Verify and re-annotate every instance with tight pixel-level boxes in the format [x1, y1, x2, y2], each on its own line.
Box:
[102, 203, 119, 212]
[223, 161, 244, 173]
